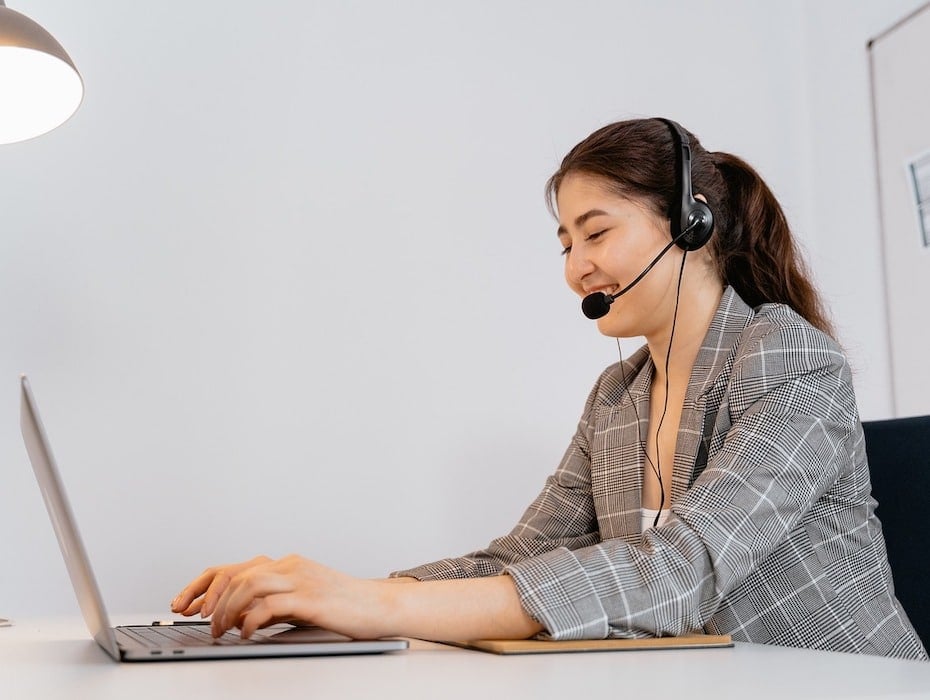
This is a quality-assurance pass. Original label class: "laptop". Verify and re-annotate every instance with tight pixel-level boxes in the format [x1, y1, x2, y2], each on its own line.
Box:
[19, 374, 408, 661]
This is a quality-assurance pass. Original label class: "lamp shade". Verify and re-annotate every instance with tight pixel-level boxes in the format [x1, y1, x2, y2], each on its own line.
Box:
[0, 2, 83, 144]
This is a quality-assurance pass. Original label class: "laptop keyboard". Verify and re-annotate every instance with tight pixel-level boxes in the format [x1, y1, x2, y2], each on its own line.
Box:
[118, 624, 250, 648]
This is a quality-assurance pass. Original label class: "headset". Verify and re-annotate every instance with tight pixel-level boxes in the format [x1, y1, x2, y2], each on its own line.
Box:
[656, 117, 714, 251]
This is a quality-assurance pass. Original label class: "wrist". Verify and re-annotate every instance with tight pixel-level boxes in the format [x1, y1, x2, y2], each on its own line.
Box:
[375, 578, 409, 637]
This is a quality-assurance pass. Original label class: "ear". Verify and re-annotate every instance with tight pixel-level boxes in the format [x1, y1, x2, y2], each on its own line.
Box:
[695, 193, 708, 204]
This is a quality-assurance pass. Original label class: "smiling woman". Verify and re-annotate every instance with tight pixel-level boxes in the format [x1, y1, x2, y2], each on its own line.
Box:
[171, 118, 927, 661]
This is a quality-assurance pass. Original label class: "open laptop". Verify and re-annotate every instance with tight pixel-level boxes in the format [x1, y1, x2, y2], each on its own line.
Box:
[19, 374, 408, 661]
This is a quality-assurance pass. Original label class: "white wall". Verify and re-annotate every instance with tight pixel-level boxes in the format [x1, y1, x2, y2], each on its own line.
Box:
[801, 0, 928, 420]
[1, 0, 923, 618]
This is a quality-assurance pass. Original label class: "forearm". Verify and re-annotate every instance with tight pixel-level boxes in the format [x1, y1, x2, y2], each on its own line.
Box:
[380, 574, 543, 641]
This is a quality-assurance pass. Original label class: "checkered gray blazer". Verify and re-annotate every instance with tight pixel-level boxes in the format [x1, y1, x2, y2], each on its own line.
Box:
[394, 287, 927, 659]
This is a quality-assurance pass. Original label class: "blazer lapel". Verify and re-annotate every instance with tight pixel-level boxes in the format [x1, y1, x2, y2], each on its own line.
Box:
[590, 347, 652, 541]
[672, 287, 756, 498]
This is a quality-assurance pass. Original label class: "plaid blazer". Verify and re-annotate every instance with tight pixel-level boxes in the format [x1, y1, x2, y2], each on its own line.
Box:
[395, 287, 927, 659]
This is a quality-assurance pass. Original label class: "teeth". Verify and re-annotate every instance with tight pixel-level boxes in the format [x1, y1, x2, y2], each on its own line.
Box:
[586, 286, 617, 296]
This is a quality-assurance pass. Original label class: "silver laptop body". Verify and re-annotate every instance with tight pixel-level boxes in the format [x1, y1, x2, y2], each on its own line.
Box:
[19, 375, 408, 661]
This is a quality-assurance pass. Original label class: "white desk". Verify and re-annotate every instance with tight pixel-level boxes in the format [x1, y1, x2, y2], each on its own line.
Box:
[2, 616, 929, 699]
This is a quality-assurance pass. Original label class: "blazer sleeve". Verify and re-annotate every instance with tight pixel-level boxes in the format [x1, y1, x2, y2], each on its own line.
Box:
[504, 320, 858, 639]
[390, 372, 609, 581]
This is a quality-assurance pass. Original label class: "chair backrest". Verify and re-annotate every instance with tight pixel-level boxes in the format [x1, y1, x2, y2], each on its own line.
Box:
[862, 415, 930, 649]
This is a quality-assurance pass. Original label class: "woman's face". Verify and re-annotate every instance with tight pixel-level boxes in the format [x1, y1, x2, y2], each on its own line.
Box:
[556, 172, 686, 339]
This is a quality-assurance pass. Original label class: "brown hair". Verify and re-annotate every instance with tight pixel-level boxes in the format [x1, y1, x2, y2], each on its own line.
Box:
[546, 119, 834, 337]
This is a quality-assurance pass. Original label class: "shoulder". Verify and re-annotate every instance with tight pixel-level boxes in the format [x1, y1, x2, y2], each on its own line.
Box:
[726, 302, 855, 419]
[735, 302, 846, 376]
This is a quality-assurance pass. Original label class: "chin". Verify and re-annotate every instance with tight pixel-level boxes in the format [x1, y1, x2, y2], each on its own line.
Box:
[594, 301, 650, 338]
[595, 316, 630, 338]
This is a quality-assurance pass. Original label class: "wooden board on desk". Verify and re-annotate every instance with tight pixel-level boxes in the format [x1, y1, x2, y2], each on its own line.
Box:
[444, 634, 733, 655]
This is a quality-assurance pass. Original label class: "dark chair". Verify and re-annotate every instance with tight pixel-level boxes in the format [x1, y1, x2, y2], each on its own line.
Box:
[862, 415, 930, 649]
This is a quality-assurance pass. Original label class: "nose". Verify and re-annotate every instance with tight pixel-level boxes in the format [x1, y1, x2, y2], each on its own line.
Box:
[564, 247, 595, 290]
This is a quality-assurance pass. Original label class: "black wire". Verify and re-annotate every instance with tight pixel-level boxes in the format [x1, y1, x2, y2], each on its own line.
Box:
[652, 250, 689, 528]
[613, 250, 689, 531]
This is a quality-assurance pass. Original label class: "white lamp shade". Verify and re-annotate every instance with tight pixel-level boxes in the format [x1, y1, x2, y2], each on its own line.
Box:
[0, 4, 83, 145]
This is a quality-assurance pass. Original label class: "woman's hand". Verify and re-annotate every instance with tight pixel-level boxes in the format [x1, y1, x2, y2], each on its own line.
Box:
[174, 554, 389, 640]
[171, 555, 273, 620]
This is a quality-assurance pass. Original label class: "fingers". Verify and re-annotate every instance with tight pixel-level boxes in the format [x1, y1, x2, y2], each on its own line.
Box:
[171, 568, 220, 615]
[239, 594, 299, 640]
[200, 571, 233, 618]
[211, 570, 296, 638]
[179, 597, 204, 617]
[170, 555, 273, 617]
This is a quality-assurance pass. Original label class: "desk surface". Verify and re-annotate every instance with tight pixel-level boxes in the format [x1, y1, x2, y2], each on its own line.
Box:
[2, 616, 929, 699]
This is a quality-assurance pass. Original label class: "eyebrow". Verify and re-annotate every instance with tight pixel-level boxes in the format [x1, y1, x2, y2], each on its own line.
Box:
[556, 209, 609, 237]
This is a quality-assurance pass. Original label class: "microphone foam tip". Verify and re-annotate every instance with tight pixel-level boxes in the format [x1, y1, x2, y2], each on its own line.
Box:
[581, 292, 612, 320]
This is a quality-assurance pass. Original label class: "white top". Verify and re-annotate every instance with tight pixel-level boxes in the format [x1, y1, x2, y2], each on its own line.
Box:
[641, 507, 671, 530]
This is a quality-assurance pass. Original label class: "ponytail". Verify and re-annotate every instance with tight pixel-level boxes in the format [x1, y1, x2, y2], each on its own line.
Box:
[708, 152, 834, 338]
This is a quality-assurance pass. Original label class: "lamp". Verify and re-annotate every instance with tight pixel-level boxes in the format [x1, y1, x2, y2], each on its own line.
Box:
[0, 0, 83, 144]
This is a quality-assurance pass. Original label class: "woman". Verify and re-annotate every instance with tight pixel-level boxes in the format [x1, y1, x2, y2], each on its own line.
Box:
[171, 118, 927, 659]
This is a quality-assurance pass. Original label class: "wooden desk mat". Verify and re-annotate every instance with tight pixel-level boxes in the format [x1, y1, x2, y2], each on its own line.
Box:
[443, 634, 732, 655]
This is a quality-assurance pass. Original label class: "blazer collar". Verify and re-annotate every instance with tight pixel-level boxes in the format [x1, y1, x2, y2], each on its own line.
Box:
[686, 286, 756, 402]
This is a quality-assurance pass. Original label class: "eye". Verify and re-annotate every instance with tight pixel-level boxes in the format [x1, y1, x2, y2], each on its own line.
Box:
[560, 229, 608, 257]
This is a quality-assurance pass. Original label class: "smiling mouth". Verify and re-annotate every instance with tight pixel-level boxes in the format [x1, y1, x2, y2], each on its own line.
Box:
[586, 285, 619, 297]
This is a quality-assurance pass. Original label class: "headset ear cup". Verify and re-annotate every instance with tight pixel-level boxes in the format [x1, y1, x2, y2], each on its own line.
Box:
[657, 117, 716, 252]
[678, 199, 714, 251]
